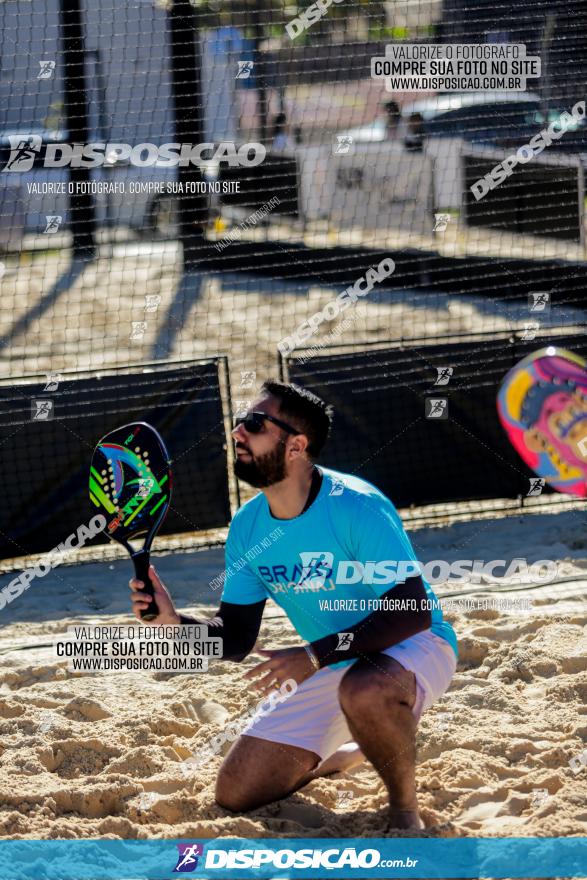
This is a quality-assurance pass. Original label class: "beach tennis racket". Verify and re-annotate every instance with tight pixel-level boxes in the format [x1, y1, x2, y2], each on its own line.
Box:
[497, 346, 587, 497]
[89, 422, 172, 620]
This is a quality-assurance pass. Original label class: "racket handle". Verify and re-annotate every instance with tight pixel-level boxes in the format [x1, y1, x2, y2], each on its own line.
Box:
[132, 549, 160, 622]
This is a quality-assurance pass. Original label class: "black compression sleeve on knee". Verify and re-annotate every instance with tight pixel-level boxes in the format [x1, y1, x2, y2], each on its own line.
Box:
[178, 599, 266, 662]
[309, 577, 432, 668]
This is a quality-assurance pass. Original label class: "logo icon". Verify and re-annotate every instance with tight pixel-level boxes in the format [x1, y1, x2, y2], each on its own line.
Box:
[31, 399, 54, 421]
[335, 788, 355, 808]
[236, 60, 254, 79]
[130, 321, 147, 340]
[3, 134, 42, 172]
[38, 711, 57, 735]
[435, 711, 453, 731]
[137, 791, 158, 812]
[44, 215, 62, 234]
[529, 292, 551, 312]
[336, 632, 354, 651]
[329, 480, 345, 496]
[233, 398, 251, 416]
[521, 322, 539, 341]
[569, 749, 587, 774]
[174, 843, 204, 873]
[425, 398, 448, 419]
[38, 60, 56, 79]
[333, 135, 354, 155]
[433, 213, 451, 232]
[526, 478, 545, 496]
[434, 366, 453, 386]
[296, 551, 333, 591]
[144, 294, 161, 313]
[43, 372, 63, 392]
[531, 788, 549, 808]
[137, 477, 154, 499]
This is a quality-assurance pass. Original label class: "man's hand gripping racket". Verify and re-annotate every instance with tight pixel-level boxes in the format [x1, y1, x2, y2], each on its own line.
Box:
[89, 422, 172, 621]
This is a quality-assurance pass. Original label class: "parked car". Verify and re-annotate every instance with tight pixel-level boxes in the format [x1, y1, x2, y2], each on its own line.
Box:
[340, 92, 545, 145]
[338, 92, 587, 209]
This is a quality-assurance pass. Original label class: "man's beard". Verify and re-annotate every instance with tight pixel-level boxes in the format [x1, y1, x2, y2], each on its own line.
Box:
[234, 442, 287, 488]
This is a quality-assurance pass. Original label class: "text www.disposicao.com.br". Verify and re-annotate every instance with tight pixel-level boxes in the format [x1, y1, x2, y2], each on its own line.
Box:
[70, 657, 203, 671]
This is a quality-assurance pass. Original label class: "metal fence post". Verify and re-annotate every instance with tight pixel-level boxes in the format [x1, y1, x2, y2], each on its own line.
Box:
[59, 0, 96, 259]
[169, 0, 209, 269]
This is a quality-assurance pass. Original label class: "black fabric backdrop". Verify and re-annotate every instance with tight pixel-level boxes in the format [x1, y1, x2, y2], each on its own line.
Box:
[463, 152, 583, 243]
[284, 334, 587, 507]
[0, 358, 231, 559]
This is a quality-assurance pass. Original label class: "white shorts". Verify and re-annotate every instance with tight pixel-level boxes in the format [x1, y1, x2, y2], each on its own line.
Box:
[245, 629, 457, 761]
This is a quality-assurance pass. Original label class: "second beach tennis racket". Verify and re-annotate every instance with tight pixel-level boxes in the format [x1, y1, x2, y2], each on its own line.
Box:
[497, 346, 587, 498]
[89, 422, 172, 620]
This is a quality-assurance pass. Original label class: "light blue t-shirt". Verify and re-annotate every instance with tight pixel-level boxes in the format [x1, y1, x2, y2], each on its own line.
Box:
[221, 467, 457, 662]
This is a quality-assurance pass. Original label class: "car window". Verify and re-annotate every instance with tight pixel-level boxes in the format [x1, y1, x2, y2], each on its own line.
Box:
[423, 102, 542, 142]
[547, 108, 586, 133]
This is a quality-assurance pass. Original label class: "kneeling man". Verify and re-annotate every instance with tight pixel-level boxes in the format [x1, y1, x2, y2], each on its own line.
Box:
[129, 380, 457, 829]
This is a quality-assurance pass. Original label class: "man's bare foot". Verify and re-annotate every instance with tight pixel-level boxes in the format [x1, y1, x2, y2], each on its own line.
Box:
[388, 809, 425, 830]
[295, 743, 365, 790]
[308, 743, 365, 779]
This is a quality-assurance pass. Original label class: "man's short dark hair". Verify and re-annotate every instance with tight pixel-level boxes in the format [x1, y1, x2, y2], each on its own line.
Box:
[261, 380, 333, 459]
[384, 99, 401, 122]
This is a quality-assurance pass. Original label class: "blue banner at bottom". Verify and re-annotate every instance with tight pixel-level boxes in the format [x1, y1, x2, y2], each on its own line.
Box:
[0, 838, 585, 879]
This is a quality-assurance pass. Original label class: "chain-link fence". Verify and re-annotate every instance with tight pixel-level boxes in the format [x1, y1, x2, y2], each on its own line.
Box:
[1, 0, 586, 546]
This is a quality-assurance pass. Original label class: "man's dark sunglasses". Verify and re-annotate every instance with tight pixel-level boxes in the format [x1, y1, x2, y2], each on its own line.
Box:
[234, 411, 300, 435]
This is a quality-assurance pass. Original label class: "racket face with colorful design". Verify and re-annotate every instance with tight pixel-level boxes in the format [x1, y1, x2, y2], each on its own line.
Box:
[497, 347, 587, 497]
[89, 422, 172, 619]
